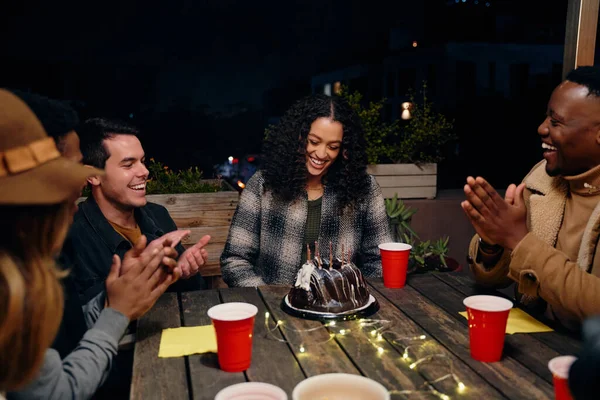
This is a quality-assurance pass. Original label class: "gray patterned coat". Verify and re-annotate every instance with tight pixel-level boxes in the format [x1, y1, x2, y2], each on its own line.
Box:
[221, 171, 393, 287]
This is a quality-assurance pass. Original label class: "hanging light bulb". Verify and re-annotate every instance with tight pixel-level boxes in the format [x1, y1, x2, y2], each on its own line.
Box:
[401, 102, 412, 120]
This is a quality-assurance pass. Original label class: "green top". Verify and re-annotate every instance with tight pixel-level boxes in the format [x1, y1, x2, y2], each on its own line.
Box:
[301, 196, 323, 262]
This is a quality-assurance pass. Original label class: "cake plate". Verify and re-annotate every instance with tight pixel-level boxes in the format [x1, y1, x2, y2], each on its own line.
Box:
[280, 294, 379, 321]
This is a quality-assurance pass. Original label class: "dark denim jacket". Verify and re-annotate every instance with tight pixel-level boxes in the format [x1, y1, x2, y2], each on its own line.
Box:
[65, 195, 205, 303]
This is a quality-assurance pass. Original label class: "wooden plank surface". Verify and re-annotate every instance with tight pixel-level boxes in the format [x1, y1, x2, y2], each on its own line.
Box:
[433, 272, 582, 356]
[364, 289, 507, 399]
[181, 290, 246, 400]
[563, 0, 600, 78]
[367, 163, 437, 175]
[170, 209, 235, 228]
[196, 262, 223, 277]
[372, 175, 436, 188]
[219, 287, 306, 396]
[369, 280, 555, 399]
[407, 273, 561, 384]
[259, 285, 361, 376]
[132, 280, 578, 399]
[147, 192, 239, 210]
[181, 226, 230, 245]
[131, 293, 189, 400]
[380, 186, 437, 200]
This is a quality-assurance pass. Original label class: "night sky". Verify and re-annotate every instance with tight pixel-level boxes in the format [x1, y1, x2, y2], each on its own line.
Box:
[1, 0, 572, 187]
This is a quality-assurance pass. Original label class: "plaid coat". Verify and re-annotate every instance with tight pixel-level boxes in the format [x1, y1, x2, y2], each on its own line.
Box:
[221, 171, 393, 287]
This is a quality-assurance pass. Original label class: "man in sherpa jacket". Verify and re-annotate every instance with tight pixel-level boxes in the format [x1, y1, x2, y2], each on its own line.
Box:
[461, 66, 600, 330]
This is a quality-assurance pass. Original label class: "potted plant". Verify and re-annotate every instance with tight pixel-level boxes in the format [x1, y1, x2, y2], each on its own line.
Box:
[340, 82, 455, 199]
[144, 158, 229, 194]
[385, 194, 460, 273]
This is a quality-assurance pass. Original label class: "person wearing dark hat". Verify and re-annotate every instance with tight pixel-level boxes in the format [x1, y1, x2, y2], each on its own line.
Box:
[0, 88, 98, 396]
[12, 91, 89, 358]
[2, 90, 184, 400]
[9, 90, 82, 164]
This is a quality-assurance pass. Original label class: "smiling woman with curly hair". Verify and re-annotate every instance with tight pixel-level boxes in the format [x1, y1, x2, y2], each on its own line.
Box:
[221, 94, 393, 287]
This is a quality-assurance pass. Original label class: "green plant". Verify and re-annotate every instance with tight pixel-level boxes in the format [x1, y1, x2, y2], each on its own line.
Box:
[145, 159, 223, 194]
[340, 87, 400, 165]
[430, 236, 450, 269]
[412, 240, 432, 270]
[385, 193, 419, 241]
[82, 158, 224, 196]
[339, 82, 455, 165]
[384, 194, 454, 273]
[389, 83, 455, 164]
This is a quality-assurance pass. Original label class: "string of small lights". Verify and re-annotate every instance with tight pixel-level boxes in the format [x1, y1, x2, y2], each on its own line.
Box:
[262, 312, 466, 399]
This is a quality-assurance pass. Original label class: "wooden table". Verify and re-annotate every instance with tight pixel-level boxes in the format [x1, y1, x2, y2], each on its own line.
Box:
[131, 272, 582, 399]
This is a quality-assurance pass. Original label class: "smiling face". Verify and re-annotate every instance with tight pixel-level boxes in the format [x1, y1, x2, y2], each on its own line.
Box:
[305, 117, 343, 182]
[538, 81, 600, 177]
[91, 134, 149, 211]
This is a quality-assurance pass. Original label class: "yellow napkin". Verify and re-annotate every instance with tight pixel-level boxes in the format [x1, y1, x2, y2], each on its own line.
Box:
[158, 325, 217, 358]
[459, 308, 553, 334]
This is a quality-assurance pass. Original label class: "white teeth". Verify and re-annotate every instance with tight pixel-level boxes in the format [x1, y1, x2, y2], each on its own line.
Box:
[130, 183, 146, 190]
[542, 143, 557, 151]
[310, 157, 326, 165]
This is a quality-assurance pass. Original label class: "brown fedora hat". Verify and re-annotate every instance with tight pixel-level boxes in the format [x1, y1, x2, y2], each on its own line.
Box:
[0, 89, 103, 205]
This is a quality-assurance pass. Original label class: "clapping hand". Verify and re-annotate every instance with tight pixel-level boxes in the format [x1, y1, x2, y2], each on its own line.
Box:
[105, 235, 181, 320]
[461, 176, 528, 250]
[178, 235, 211, 279]
[119, 230, 190, 276]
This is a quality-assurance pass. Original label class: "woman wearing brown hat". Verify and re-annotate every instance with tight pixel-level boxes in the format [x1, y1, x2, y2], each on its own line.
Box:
[0, 90, 180, 397]
[0, 89, 99, 395]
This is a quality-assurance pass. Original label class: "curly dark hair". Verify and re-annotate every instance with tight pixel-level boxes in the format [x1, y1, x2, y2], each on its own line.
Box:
[261, 93, 370, 210]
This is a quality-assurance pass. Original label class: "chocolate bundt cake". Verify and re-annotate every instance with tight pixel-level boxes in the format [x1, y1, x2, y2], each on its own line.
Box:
[288, 255, 371, 313]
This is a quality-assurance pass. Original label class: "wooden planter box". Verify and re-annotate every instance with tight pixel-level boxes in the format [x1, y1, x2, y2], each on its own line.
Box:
[148, 190, 238, 284]
[367, 163, 437, 199]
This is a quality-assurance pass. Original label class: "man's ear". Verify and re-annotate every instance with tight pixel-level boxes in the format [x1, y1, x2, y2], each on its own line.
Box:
[85, 165, 102, 187]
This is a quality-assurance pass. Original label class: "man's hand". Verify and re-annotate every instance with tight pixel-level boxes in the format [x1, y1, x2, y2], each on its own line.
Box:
[177, 235, 211, 279]
[157, 229, 192, 249]
[105, 240, 181, 321]
[120, 231, 190, 276]
[461, 176, 528, 250]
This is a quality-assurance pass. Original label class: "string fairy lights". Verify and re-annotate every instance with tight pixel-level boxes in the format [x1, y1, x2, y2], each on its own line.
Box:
[262, 312, 467, 399]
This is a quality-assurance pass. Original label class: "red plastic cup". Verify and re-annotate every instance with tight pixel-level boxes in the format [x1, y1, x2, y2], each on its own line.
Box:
[378, 242, 412, 288]
[548, 355, 577, 400]
[463, 295, 513, 362]
[208, 302, 258, 372]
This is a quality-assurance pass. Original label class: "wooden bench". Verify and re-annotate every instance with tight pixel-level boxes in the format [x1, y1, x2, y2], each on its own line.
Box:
[147, 191, 239, 288]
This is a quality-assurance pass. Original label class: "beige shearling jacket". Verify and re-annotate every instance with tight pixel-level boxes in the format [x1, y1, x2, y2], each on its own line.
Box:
[468, 160, 600, 324]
